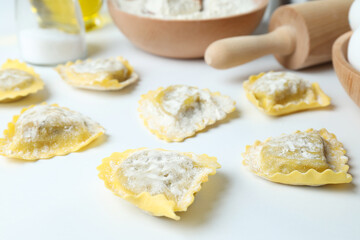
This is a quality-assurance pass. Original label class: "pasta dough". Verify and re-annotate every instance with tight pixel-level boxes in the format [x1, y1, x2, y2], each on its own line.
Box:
[243, 72, 331, 116]
[138, 85, 236, 142]
[97, 148, 220, 220]
[242, 129, 352, 186]
[55, 56, 138, 90]
[0, 59, 44, 102]
[0, 103, 105, 160]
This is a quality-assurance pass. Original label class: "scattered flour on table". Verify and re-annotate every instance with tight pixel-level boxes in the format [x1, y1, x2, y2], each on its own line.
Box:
[115, 0, 257, 19]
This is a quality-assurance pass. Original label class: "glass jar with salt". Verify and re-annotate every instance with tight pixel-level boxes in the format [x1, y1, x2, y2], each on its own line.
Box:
[16, 0, 87, 65]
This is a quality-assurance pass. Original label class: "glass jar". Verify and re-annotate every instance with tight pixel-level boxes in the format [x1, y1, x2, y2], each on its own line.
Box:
[78, 0, 104, 31]
[16, 0, 87, 65]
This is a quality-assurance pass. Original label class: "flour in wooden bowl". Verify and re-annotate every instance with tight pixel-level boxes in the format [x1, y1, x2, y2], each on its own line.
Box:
[116, 0, 257, 20]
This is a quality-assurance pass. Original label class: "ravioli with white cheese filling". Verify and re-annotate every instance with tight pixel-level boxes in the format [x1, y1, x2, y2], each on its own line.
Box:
[97, 148, 220, 220]
[0, 103, 105, 160]
[138, 85, 236, 142]
[243, 72, 331, 116]
[242, 129, 352, 186]
[55, 56, 138, 91]
[0, 59, 44, 102]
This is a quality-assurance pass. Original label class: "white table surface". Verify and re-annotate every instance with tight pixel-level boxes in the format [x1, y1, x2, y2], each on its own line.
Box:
[0, 1, 359, 240]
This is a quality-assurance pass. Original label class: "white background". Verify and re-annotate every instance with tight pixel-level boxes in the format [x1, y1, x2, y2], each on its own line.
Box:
[0, 1, 359, 240]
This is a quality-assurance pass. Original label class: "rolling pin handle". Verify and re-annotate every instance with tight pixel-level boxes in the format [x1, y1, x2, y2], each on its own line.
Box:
[204, 26, 296, 69]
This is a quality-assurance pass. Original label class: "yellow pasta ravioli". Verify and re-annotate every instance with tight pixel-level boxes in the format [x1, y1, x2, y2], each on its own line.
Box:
[0, 103, 105, 160]
[242, 129, 352, 186]
[0, 59, 44, 102]
[138, 85, 236, 142]
[243, 72, 331, 116]
[97, 148, 220, 220]
[55, 56, 138, 90]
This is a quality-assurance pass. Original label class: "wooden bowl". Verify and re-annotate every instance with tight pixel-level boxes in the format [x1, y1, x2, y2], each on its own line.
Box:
[108, 0, 268, 59]
[332, 31, 360, 107]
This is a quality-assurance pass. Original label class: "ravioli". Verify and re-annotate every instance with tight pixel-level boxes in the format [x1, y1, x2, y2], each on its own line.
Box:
[55, 56, 138, 90]
[242, 129, 352, 186]
[0, 103, 105, 160]
[243, 72, 331, 116]
[138, 85, 236, 142]
[97, 148, 220, 220]
[0, 59, 44, 102]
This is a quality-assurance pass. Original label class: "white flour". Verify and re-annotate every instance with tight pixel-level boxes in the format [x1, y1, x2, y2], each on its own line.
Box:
[119, 149, 208, 202]
[0, 69, 34, 91]
[160, 85, 209, 116]
[15, 105, 98, 143]
[138, 85, 235, 141]
[71, 58, 128, 74]
[1, 104, 105, 160]
[251, 72, 310, 102]
[242, 130, 341, 176]
[116, 0, 256, 20]
[263, 132, 326, 161]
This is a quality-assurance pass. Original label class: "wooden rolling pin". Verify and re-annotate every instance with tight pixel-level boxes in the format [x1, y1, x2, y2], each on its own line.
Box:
[205, 0, 352, 70]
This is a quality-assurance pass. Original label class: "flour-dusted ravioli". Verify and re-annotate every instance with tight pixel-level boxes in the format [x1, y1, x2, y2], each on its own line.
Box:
[97, 148, 220, 220]
[242, 129, 352, 186]
[0, 103, 105, 160]
[138, 85, 236, 142]
[0, 59, 44, 102]
[55, 56, 138, 91]
[243, 72, 331, 116]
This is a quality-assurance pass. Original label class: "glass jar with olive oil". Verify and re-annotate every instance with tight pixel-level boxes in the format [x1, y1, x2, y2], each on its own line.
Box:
[79, 0, 103, 31]
[30, 0, 103, 31]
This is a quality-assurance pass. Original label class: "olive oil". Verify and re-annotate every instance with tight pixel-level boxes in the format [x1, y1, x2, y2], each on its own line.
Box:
[78, 0, 103, 31]
[30, 0, 103, 32]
